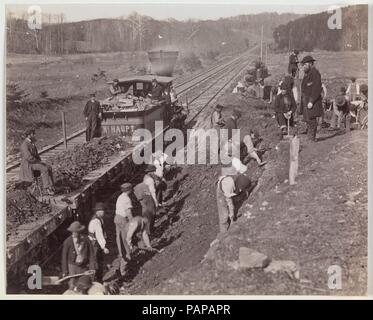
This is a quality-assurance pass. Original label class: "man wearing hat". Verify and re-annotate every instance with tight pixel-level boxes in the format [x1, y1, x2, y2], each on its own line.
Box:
[223, 109, 242, 140]
[61, 221, 96, 289]
[126, 216, 154, 253]
[170, 102, 189, 130]
[274, 82, 297, 135]
[148, 78, 163, 100]
[300, 55, 323, 142]
[211, 104, 225, 129]
[83, 93, 102, 142]
[220, 109, 242, 157]
[88, 202, 109, 282]
[19, 128, 55, 195]
[329, 94, 351, 132]
[288, 49, 300, 78]
[346, 77, 360, 102]
[134, 181, 156, 236]
[242, 130, 267, 166]
[216, 173, 251, 233]
[114, 183, 134, 261]
[143, 164, 160, 207]
[109, 79, 121, 96]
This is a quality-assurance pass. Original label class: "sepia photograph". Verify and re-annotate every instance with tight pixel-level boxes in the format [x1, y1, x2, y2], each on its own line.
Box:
[2, 0, 370, 297]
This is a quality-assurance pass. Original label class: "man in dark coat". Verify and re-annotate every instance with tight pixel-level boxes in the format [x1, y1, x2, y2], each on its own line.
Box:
[223, 109, 242, 141]
[274, 82, 297, 135]
[288, 49, 299, 77]
[83, 93, 102, 142]
[19, 129, 55, 195]
[148, 78, 163, 100]
[300, 56, 323, 142]
[62, 221, 96, 289]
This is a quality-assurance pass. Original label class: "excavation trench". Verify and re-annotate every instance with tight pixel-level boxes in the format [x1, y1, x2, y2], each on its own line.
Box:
[18, 161, 222, 295]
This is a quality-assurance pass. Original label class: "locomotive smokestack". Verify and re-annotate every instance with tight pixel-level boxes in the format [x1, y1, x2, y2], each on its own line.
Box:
[148, 50, 179, 77]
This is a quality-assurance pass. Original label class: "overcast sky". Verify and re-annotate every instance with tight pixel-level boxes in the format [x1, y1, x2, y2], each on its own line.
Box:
[5, 0, 365, 22]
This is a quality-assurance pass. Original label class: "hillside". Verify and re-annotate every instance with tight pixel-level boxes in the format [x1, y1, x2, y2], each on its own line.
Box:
[273, 4, 368, 51]
[6, 12, 301, 55]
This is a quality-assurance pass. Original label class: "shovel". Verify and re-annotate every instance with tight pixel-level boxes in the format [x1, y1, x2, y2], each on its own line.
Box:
[42, 270, 96, 286]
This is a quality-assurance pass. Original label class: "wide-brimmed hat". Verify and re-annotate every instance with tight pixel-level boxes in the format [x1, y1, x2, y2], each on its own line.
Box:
[76, 275, 92, 291]
[214, 104, 223, 110]
[335, 95, 346, 107]
[67, 221, 85, 233]
[113, 78, 119, 82]
[120, 183, 132, 192]
[360, 84, 368, 92]
[300, 55, 316, 64]
[144, 164, 156, 173]
[93, 202, 105, 211]
[90, 92, 96, 97]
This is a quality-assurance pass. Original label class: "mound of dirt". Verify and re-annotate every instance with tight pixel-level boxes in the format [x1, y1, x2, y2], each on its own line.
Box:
[48, 135, 131, 192]
[6, 189, 52, 239]
[6, 135, 132, 239]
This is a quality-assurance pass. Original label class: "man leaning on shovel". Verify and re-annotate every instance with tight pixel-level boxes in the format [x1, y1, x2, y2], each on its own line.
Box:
[61, 221, 96, 289]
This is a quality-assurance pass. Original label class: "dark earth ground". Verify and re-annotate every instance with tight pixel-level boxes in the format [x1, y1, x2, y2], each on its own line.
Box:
[123, 97, 367, 296]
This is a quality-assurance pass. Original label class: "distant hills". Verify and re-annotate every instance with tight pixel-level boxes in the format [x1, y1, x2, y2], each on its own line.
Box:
[273, 5, 368, 51]
[6, 12, 302, 55]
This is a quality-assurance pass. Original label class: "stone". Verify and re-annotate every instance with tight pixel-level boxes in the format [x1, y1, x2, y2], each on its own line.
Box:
[239, 247, 270, 269]
[262, 201, 269, 206]
[264, 260, 298, 279]
[226, 260, 240, 270]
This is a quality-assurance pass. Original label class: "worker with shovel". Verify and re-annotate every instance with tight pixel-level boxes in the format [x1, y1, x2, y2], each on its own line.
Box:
[126, 216, 158, 253]
[216, 174, 251, 233]
[61, 221, 96, 289]
[274, 82, 297, 136]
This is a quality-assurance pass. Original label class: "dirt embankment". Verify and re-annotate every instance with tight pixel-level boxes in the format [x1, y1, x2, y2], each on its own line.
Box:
[116, 63, 367, 295]
[141, 105, 367, 295]
[117, 93, 282, 294]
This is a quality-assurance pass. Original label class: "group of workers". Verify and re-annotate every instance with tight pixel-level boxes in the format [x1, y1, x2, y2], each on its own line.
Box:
[269, 50, 369, 140]
[60, 151, 170, 294]
[17, 49, 369, 294]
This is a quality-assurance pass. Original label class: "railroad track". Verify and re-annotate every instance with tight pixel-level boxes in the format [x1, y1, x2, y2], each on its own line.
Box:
[6, 48, 257, 183]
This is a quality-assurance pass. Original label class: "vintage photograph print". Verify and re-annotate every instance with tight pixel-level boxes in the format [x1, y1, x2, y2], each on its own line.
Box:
[4, 1, 368, 296]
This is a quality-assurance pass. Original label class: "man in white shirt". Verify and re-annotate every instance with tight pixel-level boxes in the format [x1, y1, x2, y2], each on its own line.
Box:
[153, 151, 168, 179]
[88, 202, 109, 282]
[346, 77, 360, 101]
[216, 174, 251, 233]
[114, 183, 133, 261]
